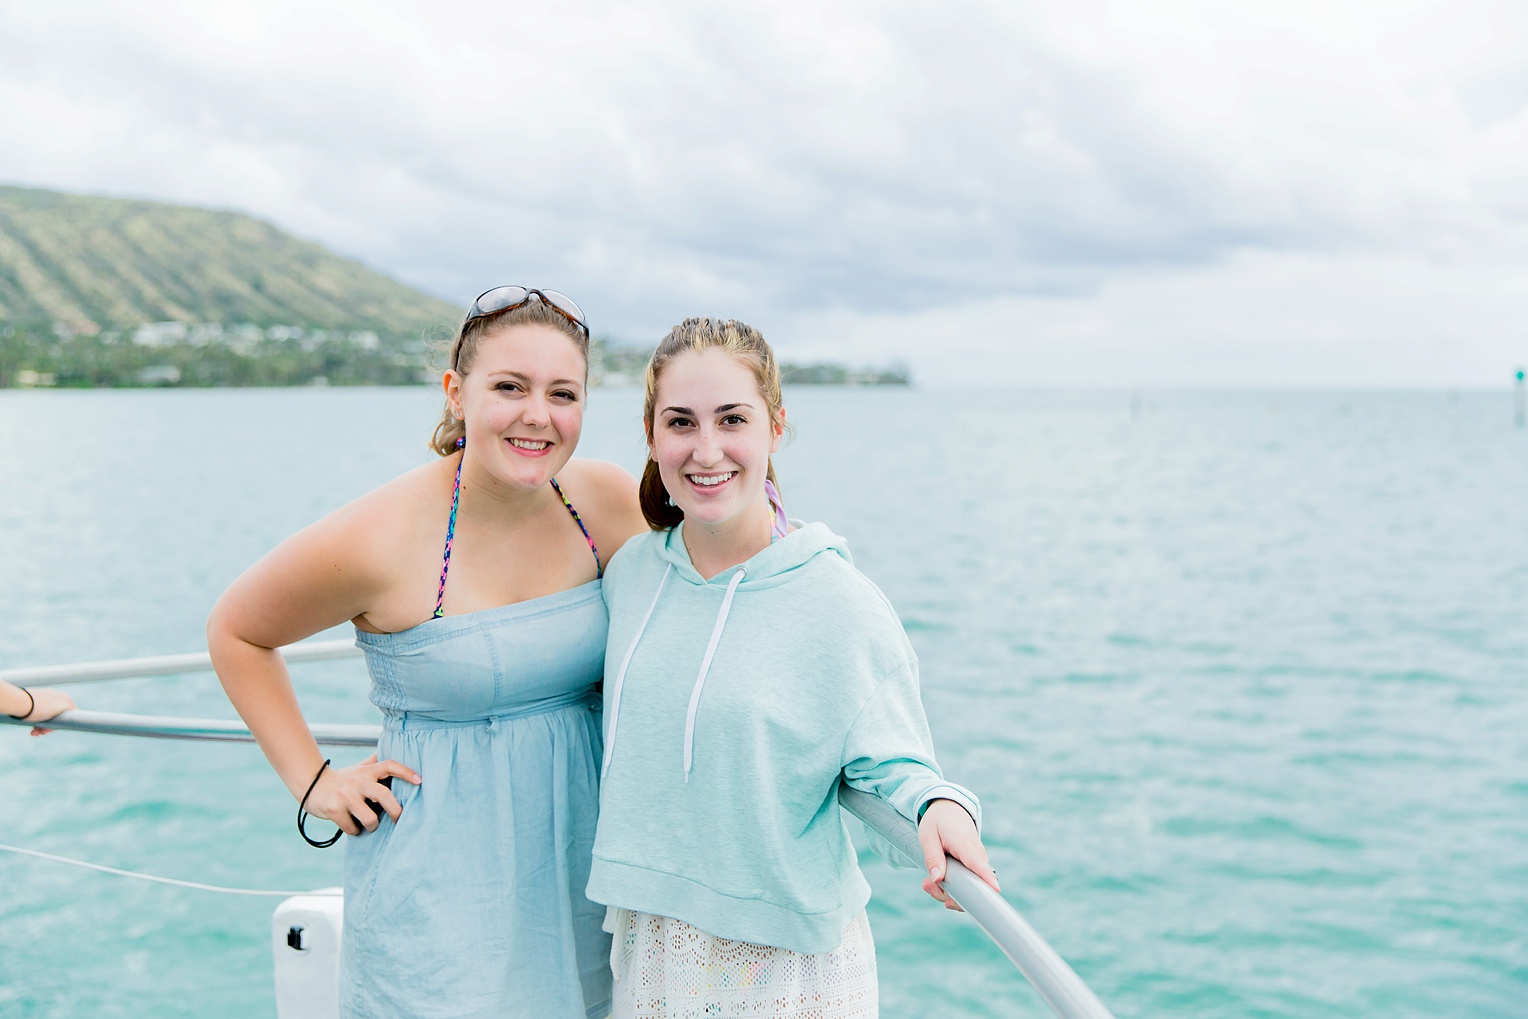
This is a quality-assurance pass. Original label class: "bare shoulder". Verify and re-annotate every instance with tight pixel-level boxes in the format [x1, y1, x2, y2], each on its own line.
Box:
[209, 458, 453, 646]
[323, 458, 446, 561]
[554, 458, 647, 560]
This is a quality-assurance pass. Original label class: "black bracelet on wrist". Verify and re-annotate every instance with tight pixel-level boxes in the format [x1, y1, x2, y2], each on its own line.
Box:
[297, 758, 343, 849]
[7, 687, 35, 721]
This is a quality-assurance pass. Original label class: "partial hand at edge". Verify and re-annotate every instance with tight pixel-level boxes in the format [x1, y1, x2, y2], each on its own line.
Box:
[25, 687, 76, 737]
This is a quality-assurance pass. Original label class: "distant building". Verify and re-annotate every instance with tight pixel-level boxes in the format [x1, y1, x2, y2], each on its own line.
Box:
[15, 369, 57, 387]
[133, 322, 187, 347]
[135, 365, 182, 385]
[52, 320, 100, 339]
[186, 323, 224, 347]
[227, 323, 264, 354]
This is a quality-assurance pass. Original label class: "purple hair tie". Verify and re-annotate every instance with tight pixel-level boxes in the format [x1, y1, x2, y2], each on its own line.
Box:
[764, 479, 789, 543]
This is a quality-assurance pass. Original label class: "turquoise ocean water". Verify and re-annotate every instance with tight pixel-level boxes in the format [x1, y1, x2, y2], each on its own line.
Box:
[1, 386, 1525, 1018]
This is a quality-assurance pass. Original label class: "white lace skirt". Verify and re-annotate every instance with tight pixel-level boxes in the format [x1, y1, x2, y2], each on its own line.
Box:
[605, 906, 878, 1019]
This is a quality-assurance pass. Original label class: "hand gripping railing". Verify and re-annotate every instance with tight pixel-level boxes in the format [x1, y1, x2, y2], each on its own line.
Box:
[839, 786, 1117, 1019]
[2, 645, 1118, 1018]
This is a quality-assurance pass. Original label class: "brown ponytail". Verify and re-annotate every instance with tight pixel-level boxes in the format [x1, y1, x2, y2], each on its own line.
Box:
[638, 458, 684, 530]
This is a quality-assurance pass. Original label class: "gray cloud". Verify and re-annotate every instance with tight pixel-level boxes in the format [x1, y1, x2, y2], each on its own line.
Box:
[2, 0, 1526, 380]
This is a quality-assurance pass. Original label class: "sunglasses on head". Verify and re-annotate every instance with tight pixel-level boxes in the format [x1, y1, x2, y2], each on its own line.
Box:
[465, 286, 589, 340]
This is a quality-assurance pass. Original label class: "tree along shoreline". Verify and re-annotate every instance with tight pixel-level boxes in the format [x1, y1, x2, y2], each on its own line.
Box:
[1, 324, 911, 389]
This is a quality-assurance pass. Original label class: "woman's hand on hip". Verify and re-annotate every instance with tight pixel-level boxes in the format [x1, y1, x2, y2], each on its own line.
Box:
[304, 753, 421, 835]
[917, 798, 1000, 911]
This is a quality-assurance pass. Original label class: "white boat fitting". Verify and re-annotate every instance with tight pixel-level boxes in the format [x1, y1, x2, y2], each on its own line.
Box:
[273, 891, 345, 1019]
[2, 644, 1118, 1019]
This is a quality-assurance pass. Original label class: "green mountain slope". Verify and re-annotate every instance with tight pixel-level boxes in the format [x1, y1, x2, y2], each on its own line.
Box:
[0, 185, 459, 341]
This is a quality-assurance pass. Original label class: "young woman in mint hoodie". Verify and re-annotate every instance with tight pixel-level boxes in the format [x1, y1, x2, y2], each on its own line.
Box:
[588, 317, 999, 1018]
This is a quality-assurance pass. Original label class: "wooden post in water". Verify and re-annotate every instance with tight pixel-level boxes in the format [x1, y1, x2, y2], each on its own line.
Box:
[1517, 369, 1525, 428]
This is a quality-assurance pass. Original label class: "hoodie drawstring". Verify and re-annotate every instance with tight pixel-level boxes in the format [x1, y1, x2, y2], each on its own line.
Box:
[601, 562, 748, 783]
[683, 567, 746, 782]
[601, 563, 671, 779]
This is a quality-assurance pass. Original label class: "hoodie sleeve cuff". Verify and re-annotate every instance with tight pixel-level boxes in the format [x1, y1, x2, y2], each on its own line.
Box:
[915, 783, 982, 834]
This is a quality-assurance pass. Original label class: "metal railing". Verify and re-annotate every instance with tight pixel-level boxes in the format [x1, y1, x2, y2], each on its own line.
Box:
[3, 647, 1118, 1019]
[2, 707, 380, 745]
[0, 638, 361, 687]
[838, 787, 1116, 1019]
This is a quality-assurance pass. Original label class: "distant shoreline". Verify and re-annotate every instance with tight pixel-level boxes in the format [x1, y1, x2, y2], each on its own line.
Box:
[0, 377, 913, 391]
[1, 327, 912, 390]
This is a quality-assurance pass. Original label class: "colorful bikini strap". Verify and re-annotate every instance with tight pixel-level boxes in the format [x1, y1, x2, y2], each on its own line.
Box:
[434, 440, 465, 619]
[764, 478, 789, 544]
[434, 445, 604, 619]
[550, 477, 603, 578]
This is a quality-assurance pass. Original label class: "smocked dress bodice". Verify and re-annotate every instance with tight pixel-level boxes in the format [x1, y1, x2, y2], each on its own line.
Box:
[340, 579, 612, 1019]
[360, 581, 605, 721]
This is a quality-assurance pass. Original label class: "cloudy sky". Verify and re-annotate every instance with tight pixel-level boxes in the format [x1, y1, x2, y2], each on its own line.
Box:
[3, 0, 1526, 386]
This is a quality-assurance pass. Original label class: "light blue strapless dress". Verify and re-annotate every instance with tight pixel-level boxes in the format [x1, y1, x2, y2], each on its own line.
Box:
[342, 580, 612, 1019]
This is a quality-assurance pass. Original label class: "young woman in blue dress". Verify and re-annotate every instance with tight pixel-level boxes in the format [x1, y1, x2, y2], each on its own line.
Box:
[588, 318, 999, 1018]
[208, 288, 645, 1019]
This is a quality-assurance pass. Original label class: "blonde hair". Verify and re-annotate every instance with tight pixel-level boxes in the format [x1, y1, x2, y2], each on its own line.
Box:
[639, 317, 786, 530]
[429, 300, 590, 456]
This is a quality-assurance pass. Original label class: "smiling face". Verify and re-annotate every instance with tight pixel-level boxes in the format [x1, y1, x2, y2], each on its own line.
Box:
[444, 322, 586, 489]
[650, 346, 783, 537]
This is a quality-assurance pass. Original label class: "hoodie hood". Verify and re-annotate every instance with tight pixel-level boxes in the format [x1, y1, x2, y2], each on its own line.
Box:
[601, 521, 850, 784]
[655, 520, 850, 588]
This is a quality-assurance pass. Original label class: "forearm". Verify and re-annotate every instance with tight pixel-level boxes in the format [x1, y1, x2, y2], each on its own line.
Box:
[916, 785, 982, 831]
[2, 680, 32, 718]
[848, 763, 981, 830]
[841, 667, 982, 831]
[208, 629, 327, 801]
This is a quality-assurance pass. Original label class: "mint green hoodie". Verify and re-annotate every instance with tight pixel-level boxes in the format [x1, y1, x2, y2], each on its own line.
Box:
[586, 521, 981, 955]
